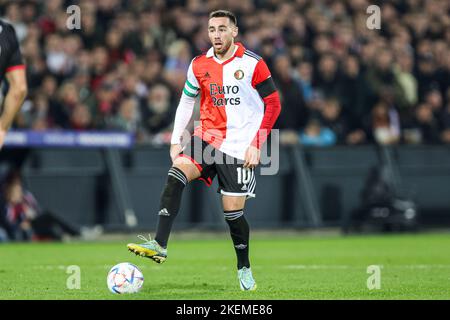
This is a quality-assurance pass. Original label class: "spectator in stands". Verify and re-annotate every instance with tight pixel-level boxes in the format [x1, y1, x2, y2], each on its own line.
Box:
[440, 92, 450, 144]
[108, 97, 142, 136]
[366, 48, 407, 110]
[408, 103, 441, 144]
[273, 54, 308, 145]
[393, 50, 418, 109]
[52, 82, 80, 128]
[425, 88, 444, 115]
[319, 98, 349, 144]
[295, 61, 314, 103]
[25, 93, 52, 130]
[87, 82, 119, 129]
[141, 83, 174, 137]
[415, 52, 439, 102]
[299, 118, 336, 147]
[0, 170, 81, 242]
[70, 103, 93, 131]
[313, 53, 340, 99]
[0, 169, 39, 241]
[337, 54, 371, 131]
[369, 101, 401, 145]
[163, 39, 193, 92]
[0, 169, 104, 242]
[0, 0, 447, 147]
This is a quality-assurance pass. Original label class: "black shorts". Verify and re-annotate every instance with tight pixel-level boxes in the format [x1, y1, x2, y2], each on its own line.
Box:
[178, 136, 256, 198]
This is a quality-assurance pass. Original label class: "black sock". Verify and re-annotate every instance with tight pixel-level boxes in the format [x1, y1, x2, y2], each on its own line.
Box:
[155, 167, 187, 248]
[224, 210, 250, 269]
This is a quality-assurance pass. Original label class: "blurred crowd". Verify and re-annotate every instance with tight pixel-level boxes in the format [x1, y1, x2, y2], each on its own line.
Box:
[0, 0, 449, 146]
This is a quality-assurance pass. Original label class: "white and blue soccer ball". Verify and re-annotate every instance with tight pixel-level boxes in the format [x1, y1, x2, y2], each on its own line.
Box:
[107, 262, 144, 294]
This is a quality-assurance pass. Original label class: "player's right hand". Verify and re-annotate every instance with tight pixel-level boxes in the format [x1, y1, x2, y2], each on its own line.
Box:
[244, 145, 261, 169]
[170, 144, 183, 163]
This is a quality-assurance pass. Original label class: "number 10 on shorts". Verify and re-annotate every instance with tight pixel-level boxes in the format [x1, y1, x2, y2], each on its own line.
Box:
[237, 167, 252, 184]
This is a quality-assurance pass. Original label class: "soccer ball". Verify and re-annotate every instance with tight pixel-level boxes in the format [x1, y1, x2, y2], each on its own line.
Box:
[107, 262, 144, 294]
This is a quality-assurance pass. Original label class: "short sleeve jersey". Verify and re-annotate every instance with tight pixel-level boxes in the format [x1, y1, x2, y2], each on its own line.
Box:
[0, 20, 24, 81]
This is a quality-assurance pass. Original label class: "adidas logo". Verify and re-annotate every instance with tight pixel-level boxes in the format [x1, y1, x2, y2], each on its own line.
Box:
[235, 244, 247, 250]
[204, 72, 210, 78]
[158, 208, 170, 216]
[241, 185, 247, 191]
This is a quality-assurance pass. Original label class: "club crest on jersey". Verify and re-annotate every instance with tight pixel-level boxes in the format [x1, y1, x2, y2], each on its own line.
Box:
[234, 69, 244, 80]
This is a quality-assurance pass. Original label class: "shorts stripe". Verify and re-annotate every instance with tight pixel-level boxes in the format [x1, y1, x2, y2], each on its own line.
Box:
[248, 170, 256, 193]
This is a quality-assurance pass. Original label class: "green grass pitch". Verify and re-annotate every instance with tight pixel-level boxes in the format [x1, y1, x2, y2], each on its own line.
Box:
[1, 232, 449, 299]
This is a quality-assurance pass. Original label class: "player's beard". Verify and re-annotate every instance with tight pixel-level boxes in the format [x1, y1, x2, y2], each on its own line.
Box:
[214, 39, 232, 55]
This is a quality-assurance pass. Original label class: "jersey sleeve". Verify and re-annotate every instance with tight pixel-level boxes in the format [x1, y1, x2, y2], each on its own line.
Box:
[1, 24, 25, 73]
[251, 59, 276, 98]
[250, 59, 281, 149]
[182, 60, 200, 98]
[170, 59, 199, 144]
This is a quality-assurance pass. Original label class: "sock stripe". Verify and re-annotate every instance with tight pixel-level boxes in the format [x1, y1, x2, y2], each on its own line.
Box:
[224, 210, 243, 216]
[224, 210, 244, 220]
[168, 168, 187, 185]
[168, 173, 186, 185]
[225, 213, 243, 219]
[169, 166, 187, 178]
[224, 209, 243, 213]
[226, 215, 243, 221]
[169, 167, 187, 181]
[169, 168, 186, 182]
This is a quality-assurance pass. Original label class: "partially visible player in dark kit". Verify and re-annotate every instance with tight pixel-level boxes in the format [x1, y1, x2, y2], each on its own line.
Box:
[0, 19, 27, 149]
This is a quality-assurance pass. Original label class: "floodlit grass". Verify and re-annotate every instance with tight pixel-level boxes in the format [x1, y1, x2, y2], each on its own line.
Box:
[1, 232, 449, 299]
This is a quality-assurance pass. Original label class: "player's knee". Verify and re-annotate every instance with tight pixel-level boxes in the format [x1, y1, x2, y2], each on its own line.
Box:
[173, 156, 191, 166]
[172, 161, 200, 182]
[222, 196, 246, 212]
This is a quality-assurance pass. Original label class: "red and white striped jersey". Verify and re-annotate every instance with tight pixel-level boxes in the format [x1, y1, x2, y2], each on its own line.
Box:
[180, 42, 274, 160]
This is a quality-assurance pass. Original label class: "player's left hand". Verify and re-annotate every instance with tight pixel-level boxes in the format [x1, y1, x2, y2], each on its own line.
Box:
[244, 145, 260, 168]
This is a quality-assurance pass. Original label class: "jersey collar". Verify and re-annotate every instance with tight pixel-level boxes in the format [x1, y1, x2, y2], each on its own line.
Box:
[206, 42, 246, 59]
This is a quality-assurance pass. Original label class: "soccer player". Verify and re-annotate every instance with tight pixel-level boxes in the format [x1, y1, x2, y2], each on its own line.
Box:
[127, 10, 281, 291]
[0, 19, 27, 149]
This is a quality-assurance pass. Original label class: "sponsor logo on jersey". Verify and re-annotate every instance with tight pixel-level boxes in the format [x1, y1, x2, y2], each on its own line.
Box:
[234, 69, 244, 80]
[209, 83, 241, 107]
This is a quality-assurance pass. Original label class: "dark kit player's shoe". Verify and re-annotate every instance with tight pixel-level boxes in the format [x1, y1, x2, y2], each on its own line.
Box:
[127, 234, 167, 264]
